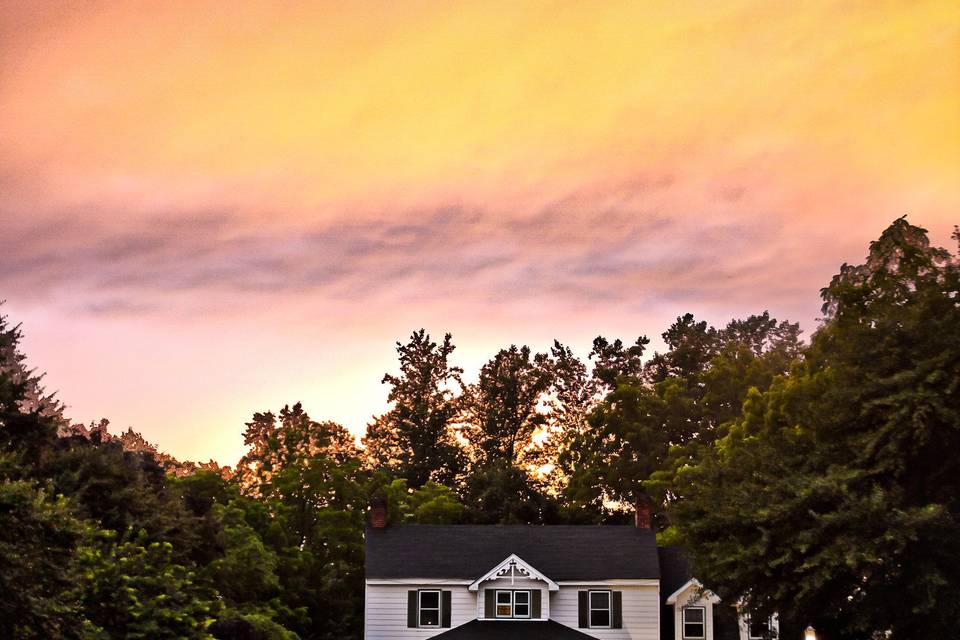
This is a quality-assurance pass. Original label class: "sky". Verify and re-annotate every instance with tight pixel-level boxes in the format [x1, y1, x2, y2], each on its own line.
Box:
[1, 0, 958, 465]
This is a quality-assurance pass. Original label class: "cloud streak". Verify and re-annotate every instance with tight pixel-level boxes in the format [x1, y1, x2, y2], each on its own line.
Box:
[0, 0, 956, 463]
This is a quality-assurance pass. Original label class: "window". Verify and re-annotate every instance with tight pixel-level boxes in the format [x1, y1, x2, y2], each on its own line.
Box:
[496, 590, 512, 618]
[418, 590, 441, 628]
[683, 607, 705, 639]
[748, 614, 771, 639]
[495, 590, 532, 619]
[514, 590, 530, 618]
[589, 590, 611, 628]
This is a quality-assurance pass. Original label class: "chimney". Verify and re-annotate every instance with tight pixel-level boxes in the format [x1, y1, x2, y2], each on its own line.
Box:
[370, 497, 388, 529]
[634, 494, 653, 530]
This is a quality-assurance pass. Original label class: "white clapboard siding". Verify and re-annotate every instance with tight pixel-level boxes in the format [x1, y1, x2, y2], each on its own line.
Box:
[551, 584, 660, 640]
[365, 581, 659, 639]
[364, 583, 475, 640]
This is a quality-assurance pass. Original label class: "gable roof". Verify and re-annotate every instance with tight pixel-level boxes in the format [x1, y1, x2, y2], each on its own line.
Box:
[468, 554, 560, 591]
[432, 619, 598, 639]
[365, 524, 660, 581]
[665, 579, 721, 605]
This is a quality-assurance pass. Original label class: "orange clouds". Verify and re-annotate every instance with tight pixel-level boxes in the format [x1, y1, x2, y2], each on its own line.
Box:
[0, 0, 957, 462]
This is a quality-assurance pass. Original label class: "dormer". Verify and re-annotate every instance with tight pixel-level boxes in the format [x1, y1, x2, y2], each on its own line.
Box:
[665, 578, 721, 640]
[469, 554, 557, 621]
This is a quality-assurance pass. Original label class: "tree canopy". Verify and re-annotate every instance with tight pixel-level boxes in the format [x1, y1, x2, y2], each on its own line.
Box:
[0, 218, 955, 639]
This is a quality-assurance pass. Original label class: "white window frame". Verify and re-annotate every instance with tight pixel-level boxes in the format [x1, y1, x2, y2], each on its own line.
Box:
[683, 606, 706, 639]
[418, 589, 441, 628]
[495, 590, 513, 618]
[747, 613, 770, 639]
[495, 590, 532, 619]
[513, 590, 531, 619]
[588, 590, 612, 629]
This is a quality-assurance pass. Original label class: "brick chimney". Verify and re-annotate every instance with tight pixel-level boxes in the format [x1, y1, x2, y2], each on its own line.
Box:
[635, 494, 653, 530]
[370, 497, 388, 529]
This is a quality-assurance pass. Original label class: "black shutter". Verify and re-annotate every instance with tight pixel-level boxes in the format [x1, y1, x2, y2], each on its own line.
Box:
[611, 591, 623, 628]
[578, 591, 589, 628]
[485, 589, 495, 619]
[532, 590, 542, 619]
[442, 591, 452, 627]
[407, 590, 417, 628]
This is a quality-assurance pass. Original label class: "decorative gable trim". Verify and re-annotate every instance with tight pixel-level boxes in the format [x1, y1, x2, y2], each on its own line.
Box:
[665, 578, 721, 605]
[468, 554, 560, 592]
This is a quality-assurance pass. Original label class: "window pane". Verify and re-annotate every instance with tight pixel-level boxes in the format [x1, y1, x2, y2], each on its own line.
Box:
[514, 604, 529, 617]
[514, 591, 529, 604]
[590, 609, 611, 627]
[420, 591, 439, 608]
[590, 591, 610, 608]
[496, 591, 512, 604]
[496, 604, 512, 616]
[684, 622, 705, 638]
[750, 617, 769, 638]
[420, 610, 439, 627]
[685, 608, 704, 622]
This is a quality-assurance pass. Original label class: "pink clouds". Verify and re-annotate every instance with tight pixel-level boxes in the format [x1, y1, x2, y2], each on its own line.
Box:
[0, 0, 957, 462]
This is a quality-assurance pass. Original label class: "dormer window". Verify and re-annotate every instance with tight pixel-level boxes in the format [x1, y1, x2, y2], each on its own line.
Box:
[683, 606, 705, 639]
[494, 590, 531, 618]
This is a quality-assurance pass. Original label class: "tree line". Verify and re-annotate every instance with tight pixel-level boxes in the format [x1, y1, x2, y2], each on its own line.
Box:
[0, 218, 957, 639]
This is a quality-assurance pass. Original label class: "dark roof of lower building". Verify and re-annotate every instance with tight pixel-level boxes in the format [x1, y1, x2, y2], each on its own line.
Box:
[433, 620, 598, 639]
[365, 524, 660, 581]
[657, 546, 692, 603]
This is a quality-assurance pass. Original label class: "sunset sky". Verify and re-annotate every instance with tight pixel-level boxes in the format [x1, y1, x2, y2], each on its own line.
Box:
[1, 0, 958, 464]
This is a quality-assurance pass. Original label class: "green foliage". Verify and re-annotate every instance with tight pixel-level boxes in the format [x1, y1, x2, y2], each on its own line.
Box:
[563, 311, 801, 519]
[210, 612, 301, 640]
[462, 463, 561, 524]
[370, 476, 466, 524]
[461, 344, 554, 468]
[0, 476, 86, 639]
[363, 330, 465, 487]
[671, 219, 960, 639]
[77, 531, 218, 639]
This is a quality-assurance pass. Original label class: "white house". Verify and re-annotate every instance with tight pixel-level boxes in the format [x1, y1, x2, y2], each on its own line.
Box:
[364, 499, 780, 640]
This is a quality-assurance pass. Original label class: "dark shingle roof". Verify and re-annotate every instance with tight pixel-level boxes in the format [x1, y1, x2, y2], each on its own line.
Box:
[433, 620, 598, 639]
[657, 546, 692, 603]
[365, 524, 659, 581]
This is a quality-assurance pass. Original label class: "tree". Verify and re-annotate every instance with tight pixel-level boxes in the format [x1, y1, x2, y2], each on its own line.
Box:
[234, 403, 367, 639]
[0, 475, 86, 639]
[539, 341, 599, 493]
[563, 313, 800, 520]
[77, 531, 219, 639]
[366, 475, 466, 525]
[0, 310, 64, 470]
[588, 335, 649, 391]
[671, 219, 960, 639]
[461, 345, 554, 469]
[0, 307, 64, 419]
[363, 330, 465, 487]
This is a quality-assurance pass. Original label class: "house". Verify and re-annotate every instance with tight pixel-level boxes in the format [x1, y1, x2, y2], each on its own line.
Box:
[364, 498, 780, 640]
